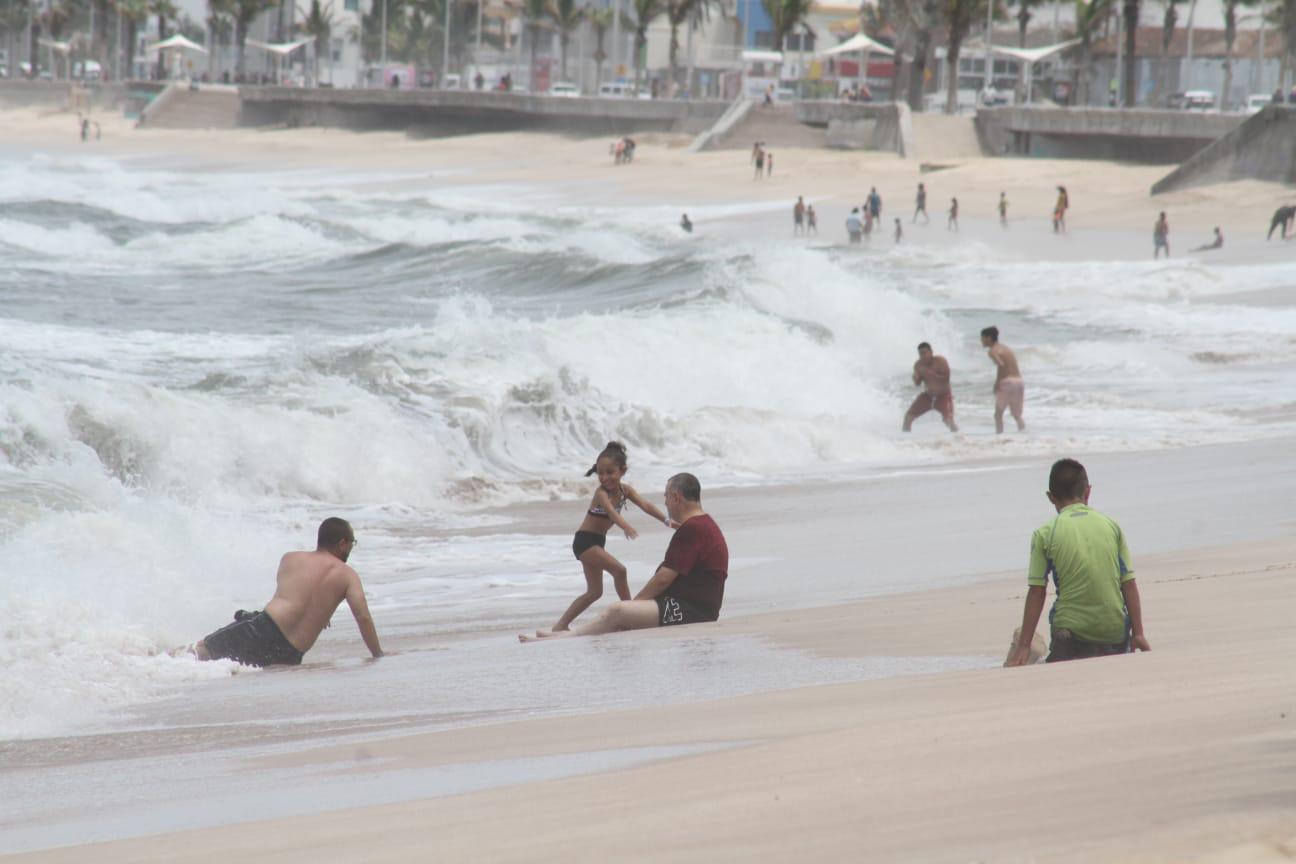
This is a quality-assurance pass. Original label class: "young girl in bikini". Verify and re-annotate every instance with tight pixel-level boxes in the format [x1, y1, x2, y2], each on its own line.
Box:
[548, 441, 674, 633]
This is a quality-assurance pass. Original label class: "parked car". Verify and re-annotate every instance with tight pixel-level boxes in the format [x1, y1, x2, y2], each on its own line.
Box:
[442, 73, 461, 89]
[1169, 90, 1215, 111]
[598, 82, 633, 98]
[548, 82, 580, 98]
[1245, 93, 1271, 114]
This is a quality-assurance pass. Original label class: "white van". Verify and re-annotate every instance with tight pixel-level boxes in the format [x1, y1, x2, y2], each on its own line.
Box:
[1245, 93, 1271, 114]
[598, 82, 632, 99]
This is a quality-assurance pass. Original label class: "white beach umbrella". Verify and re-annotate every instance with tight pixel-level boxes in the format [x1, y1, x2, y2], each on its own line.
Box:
[990, 38, 1081, 102]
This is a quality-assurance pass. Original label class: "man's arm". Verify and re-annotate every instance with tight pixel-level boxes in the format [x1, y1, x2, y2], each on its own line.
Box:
[1121, 580, 1150, 652]
[634, 565, 679, 601]
[344, 574, 384, 658]
[1006, 585, 1047, 667]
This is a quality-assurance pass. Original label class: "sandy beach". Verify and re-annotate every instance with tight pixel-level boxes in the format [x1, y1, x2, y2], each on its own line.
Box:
[3, 104, 1296, 862]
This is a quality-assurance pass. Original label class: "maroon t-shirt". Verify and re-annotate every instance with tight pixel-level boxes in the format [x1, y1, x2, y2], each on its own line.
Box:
[661, 514, 729, 620]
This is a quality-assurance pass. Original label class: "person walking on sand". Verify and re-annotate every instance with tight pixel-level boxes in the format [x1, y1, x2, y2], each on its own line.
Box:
[947, 197, 959, 232]
[1005, 458, 1150, 666]
[766, 152, 774, 177]
[902, 342, 957, 432]
[998, 192, 1008, 227]
[846, 207, 863, 244]
[754, 146, 765, 180]
[793, 196, 806, 236]
[981, 325, 1025, 433]
[546, 442, 675, 634]
[868, 187, 882, 222]
[1153, 211, 1170, 259]
[806, 205, 818, 235]
[522, 473, 727, 642]
[894, 218, 903, 244]
[187, 518, 383, 667]
[1053, 186, 1069, 234]
[1267, 205, 1294, 240]
[913, 183, 929, 224]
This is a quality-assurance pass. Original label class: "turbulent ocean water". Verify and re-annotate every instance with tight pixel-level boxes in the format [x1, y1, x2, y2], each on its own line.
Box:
[3, 149, 1295, 740]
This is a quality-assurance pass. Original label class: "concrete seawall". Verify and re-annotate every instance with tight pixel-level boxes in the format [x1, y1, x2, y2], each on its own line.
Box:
[976, 106, 1244, 163]
[239, 87, 729, 136]
[1152, 105, 1296, 194]
[794, 102, 911, 156]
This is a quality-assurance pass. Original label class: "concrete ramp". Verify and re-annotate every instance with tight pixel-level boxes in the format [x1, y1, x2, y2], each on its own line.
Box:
[143, 85, 241, 129]
[707, 103, 826, 150]
[910, 113, 984, 161]
[1152, 105, 1296, 194]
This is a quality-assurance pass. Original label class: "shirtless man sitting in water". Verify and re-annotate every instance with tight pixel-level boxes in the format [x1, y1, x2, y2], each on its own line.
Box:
[981, 326, 1025, 434]
[190, 517, 383, 667]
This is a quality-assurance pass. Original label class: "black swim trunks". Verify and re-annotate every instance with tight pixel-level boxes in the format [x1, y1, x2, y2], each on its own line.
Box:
[654, 594, 717, 627]
[201, 610, 303, 668]
[572, 530, 606, 560]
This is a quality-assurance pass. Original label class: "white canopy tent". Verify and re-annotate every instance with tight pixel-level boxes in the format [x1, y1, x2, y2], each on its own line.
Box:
[990, 38, 1080, 103]
[245, 38, 312, 84]
[145, 34, 208, 79]
[820, 33, 895, 96]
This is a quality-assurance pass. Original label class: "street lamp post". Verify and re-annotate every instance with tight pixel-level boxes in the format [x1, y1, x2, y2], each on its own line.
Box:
[443, 0, 451, 84]
[380, 0, 387, 75]
[983, 0, 994, 92]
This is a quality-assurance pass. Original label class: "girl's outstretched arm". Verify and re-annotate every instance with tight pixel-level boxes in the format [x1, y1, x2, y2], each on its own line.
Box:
[624, 485, 677, 529]
[593, 487, 638, 539]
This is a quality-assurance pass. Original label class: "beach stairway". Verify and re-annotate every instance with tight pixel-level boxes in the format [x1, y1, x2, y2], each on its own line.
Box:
[1152, 104, 1296, 194]
[707, 102, 827, 151]
[142, 84, 241, 129]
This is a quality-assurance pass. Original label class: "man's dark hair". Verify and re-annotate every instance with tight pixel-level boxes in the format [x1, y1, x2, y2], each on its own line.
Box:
[981, 326, 999, 343]
[917, 341, 932, 352]
[318, 517, 354, 548]
[1048, 459, 1089, 501]
[667, 472, 702, 502]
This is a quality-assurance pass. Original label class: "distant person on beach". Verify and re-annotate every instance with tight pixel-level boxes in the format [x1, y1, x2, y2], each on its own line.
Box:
[80, 117, 89, 142]
[981, 326, 1025, 433]
[806, 205, 817, 235]
[863, 206, 875, 240]
[1153, 212, 1170, 259]
[894, 218, 903, 244]
[1053, 186, 1069, 234]
[913, 183, 928, 224]
[545, 442, 675, 634]
[522, 473, 726, 641]
[902, 342, 957, 433]
[680, 213, 693, 233]
[794, 196, 806, 235]
[947, 197, 959, 232]
[1267, 205, 1294, 240]
[1191, 227, 1223, 252]
[766, 152, 774, 177]
[188, 518, 383, 667]
[846, 208, 863, 244]
[998, 192, 1008, 227]
[868, 187, 882, 221]
[1005, 458, 1150, 666]
[754, 146, 765, 180]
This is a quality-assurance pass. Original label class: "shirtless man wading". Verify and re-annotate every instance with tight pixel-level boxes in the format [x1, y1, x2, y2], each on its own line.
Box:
[981, 325, 1025, 434]
[192, 518, 383, 667]
[903, 342, 958, 432]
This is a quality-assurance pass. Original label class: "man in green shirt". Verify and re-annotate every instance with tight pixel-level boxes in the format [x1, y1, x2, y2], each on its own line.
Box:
[1006, 459, 1151, 666]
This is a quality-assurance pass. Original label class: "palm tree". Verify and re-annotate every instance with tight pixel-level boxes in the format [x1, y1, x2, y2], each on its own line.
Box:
[548, 0, 583, 81]
[206, 0, 233, 78]
[1011, 0, 1042, 45]
[150, 0, 177, 78]
[1220, 0, 1259, 110]
[296, 0, 333, 84]
[898, 0, 941, 110]
[942, 0, 987, 113]
[1073, 0, 1112, 104]
[1272, 0, 1296, 91]
[0, 0, 29, 77]
[588, 4, 612, 85]
[1157, 0, 1180, 102]
[629, 0, 663, 92]
[116, 0, 149, 77]
[1121, 0, 1138, 105]
[233, 0, 275, 78]
[762, 0, 814, 53]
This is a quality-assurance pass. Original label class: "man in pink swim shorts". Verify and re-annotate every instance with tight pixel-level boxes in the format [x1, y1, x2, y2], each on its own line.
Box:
[981, 325, 1025, 434]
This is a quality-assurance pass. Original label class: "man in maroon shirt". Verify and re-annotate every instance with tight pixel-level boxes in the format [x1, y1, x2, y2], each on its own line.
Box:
[522, 473, 728, 640]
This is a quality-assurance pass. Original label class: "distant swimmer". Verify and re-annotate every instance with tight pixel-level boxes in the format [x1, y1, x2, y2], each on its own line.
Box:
[913, 183, 929, 224]
[793, 196, 806, 236]
[1005, 458, 1150, 666]
[894, 217, 903, 244]
[998, 191, 1008, 227]
[1153, 211, 1170, 259]
[846, 207, 863, 244]
[1268, 205, 1294, 240]
[947, 197, 959, 232]
[806, 204, 818, 235]
[543, 442, 675, 634]
[680, 213, 693, 233]
[981, 325, 1025, 433]
[1191, 227, 1223, 252]
[187, 518, 382, 667]
[902, 342, 958, 433]
[523, 473, 726, 642]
